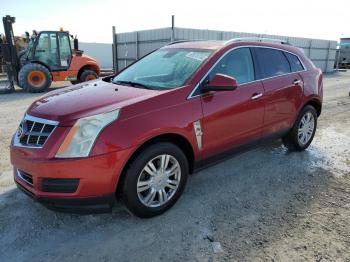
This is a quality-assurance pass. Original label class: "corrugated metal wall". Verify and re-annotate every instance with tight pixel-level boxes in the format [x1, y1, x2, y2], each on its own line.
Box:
[114, 27, 337, 73]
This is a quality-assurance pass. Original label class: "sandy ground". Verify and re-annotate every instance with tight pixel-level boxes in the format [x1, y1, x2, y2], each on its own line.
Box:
[0, 75, 349, 262]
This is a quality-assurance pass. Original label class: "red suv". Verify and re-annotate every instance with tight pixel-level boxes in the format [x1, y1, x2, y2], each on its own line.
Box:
[11, 39, 323, 217]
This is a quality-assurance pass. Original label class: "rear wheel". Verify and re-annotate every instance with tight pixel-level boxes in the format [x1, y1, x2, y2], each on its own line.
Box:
[80, 70, 98, 82]
[18, 63, 52, 93]
[282, 105, 317, 151]
[121, 142, 189, 218]
[70, 80, 80, 85]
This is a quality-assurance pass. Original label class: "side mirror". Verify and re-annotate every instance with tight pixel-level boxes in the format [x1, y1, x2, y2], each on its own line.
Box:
[201, 74, 238, 93]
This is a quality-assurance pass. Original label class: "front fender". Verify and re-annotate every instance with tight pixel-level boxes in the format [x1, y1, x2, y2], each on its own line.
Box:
[90, 98, 203, 160]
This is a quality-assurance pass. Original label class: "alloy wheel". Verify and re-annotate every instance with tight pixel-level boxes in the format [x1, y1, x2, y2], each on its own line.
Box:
[297, 111, 315, 145]
[137, 154, 181, 208]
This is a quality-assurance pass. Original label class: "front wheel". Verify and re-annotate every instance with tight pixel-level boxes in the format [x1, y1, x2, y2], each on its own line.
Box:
[282, 105, 318, 151]
[121, 142, 189, 218]
[18, 63, 52, 93]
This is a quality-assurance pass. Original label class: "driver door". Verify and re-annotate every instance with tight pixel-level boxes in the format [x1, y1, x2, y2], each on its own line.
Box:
[199, 47, 265, 158]
[57, 32, 72, 70]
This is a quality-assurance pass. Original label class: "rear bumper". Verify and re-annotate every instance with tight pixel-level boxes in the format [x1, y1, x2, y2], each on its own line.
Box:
[15, 179, 115, 214]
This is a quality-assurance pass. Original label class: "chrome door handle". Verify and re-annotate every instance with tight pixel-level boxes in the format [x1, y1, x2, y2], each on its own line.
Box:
[293, 79, 302, 85]
[251, 93, 263, 100]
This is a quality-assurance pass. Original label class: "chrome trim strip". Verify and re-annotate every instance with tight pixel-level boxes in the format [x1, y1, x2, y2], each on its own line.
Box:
[16, 169, 33, 186]
[187, 45, 307, 99]
[26, 119, 35, 144]
[24, 114, 59, 126]
[224, 37, 287, 45]
[193, 120, 203, 150]
[251, 93, 263, 100]
[13, 114, 59, 149]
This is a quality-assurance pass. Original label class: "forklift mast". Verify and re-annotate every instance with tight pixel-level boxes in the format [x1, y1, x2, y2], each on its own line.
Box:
[2, 15, 20, 83]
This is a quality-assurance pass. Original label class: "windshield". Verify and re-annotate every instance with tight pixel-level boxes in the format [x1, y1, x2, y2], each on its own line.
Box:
[112, 48, 212, 90]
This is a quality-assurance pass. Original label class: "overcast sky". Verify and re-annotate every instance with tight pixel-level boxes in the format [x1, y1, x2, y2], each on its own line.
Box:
[1, 0, 349, 43]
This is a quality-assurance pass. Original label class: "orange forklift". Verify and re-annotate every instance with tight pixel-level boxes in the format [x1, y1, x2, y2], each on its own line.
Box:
[0, 15, 100, 93]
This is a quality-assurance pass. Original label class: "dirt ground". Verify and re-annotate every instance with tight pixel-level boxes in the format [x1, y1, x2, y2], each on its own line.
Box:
[0, 74, 349, 262]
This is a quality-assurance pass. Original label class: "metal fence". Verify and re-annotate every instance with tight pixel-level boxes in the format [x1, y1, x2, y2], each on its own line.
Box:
[113, 27, 337, 73]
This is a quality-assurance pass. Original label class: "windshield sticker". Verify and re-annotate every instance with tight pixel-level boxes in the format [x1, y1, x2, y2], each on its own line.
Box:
[185, 52, 210, 62]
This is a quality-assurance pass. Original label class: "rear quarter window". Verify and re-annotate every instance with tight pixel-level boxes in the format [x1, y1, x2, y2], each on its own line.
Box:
[284, 52, 305, 72]
[254, 48, 291, 79]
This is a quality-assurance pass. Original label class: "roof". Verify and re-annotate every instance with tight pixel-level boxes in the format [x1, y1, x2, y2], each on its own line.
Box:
[163, 39, 304, 56]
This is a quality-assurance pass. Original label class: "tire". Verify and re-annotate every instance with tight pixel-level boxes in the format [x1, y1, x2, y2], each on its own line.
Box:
[121, 142, 189, 218]
[79, 70, 98, 82]
[18, 50, 27, 68]
[282, 105, 318, 151]
[70, 80, 80, 85]
[18, 63, 52, 93]
[17, 53, 27, 88]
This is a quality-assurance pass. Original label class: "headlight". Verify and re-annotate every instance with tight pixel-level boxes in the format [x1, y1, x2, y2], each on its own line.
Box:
[55, 109, 120, 158]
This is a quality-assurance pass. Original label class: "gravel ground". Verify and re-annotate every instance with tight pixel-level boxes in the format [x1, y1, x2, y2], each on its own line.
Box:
[0, 74, 349, 262]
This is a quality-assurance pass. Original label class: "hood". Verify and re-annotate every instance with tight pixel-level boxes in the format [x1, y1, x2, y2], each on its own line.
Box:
[27, 80, 161, 126]
[81, 53, 97, 63]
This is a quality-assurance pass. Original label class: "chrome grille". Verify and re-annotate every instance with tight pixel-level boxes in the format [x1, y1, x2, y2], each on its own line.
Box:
[14, 114, 59, 148]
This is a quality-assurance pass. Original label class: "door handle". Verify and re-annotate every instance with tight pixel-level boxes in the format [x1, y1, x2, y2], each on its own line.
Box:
[293, 79, 302, 85]
[251, 93, 263, 100]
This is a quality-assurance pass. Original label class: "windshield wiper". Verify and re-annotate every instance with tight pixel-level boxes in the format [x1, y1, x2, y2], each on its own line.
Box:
[113, 80, 152, 89]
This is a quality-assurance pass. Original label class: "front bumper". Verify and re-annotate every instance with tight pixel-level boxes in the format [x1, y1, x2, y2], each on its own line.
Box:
[15, 179, 114, 213]
[11, 146, 134, 213]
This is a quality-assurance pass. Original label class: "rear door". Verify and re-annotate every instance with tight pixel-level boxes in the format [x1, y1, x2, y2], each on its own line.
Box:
[252, 47, 304, 136]
[198, 47, 265, 158]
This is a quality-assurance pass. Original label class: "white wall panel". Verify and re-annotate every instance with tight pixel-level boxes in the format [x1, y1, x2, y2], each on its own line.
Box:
[114, 27, 337, 72]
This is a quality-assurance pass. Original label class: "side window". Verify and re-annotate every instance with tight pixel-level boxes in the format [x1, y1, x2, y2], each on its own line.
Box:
[58, 33, 72, 67]
[208, 47, 255, 85]
[284, 52, 304, 72]
[254, 48, 291, 78]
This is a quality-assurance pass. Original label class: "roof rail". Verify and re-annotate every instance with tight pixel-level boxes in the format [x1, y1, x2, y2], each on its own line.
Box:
[224, 37, 289, 45]
[167, 39, 208, 45]
[166, 40, 200, 46]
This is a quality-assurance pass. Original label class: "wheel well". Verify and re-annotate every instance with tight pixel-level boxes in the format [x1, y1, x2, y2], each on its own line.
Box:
[115, 133, 195, 196]
[305, 99, 322, 116]
[77, 65, 99, 80]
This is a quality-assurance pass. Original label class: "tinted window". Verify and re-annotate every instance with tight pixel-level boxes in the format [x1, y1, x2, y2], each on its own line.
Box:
[284, 52, 304, 72]
[254, 48, 291, 78]
[208, 47, 255, 85]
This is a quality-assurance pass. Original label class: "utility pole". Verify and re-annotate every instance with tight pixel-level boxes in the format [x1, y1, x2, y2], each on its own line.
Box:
[112, 26, 117, 73]
[171, 15, 175, 42]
